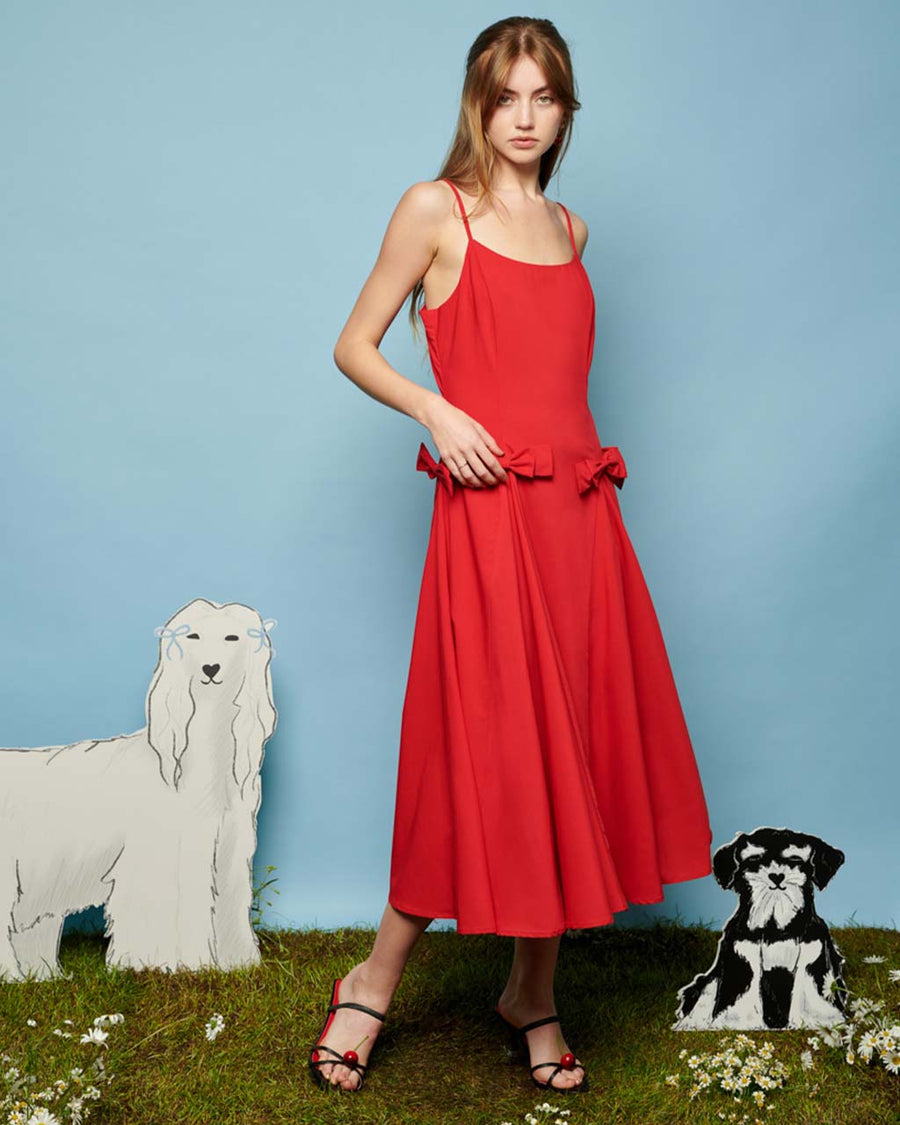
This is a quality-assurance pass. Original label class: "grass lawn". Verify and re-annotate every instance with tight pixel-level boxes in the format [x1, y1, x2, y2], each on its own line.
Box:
[1, 918, 898, 1124]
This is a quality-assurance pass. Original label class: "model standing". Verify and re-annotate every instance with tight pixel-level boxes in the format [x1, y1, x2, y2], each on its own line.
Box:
[312, 16, 713, 1094]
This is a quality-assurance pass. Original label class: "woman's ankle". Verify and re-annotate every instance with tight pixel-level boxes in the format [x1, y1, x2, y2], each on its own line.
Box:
[498, 983, 556, 1017]
[352, 957, 400, 1008]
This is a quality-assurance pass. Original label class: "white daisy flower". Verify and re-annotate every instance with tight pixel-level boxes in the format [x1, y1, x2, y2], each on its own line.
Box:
[818, 1025, 844, 1048]
[857, 1031, 879, 1059]
[24, 1111, 60, 1124]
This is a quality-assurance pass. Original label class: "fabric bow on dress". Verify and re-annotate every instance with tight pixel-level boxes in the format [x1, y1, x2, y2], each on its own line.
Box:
[417, 442, 553, 495]
[574, 447, 628, 493]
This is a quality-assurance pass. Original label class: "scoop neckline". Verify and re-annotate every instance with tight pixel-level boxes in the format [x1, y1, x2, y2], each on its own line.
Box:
[420, 238, 580, 318]
[469, 236, 578, 269]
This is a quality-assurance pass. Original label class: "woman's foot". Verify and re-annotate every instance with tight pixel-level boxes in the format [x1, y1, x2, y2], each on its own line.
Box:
[495, 990, 586, 1090]
[311, 960, 393, 1090]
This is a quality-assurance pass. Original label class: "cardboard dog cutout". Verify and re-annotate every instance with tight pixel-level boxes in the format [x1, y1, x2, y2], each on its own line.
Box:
[673, 827, 848, 1030]
[0, 598, 277, 982]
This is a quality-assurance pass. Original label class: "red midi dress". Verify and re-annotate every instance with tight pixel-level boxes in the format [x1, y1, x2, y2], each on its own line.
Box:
[388, 178, 713, 937]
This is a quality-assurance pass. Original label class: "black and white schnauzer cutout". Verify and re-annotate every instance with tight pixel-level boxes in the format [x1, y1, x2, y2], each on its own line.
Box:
[672, 827, 848, 1030]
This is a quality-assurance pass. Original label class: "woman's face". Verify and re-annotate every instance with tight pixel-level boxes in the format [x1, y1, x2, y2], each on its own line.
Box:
[484, 54, 565, 166]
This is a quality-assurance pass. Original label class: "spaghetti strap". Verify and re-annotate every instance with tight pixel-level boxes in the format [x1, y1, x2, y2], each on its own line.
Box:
[442, 178, 472, 242]
[557, 202, 577, 256]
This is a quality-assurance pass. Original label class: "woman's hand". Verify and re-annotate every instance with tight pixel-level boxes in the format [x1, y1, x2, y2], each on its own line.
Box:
[422, 398, 508, 489]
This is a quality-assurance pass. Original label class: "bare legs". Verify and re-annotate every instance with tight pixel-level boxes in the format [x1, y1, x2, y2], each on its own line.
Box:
[495, 934, 586, 1090]
[311, 902, 432, 1090]
[312, 911, 584, 1092]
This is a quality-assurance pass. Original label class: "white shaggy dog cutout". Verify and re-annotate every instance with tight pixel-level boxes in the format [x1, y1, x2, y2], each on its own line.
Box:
[672, 826, 848, 1031]
[0, 598, 277, 982]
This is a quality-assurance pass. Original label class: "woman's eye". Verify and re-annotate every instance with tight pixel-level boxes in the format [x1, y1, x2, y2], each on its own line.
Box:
[498, 94, 556, 105]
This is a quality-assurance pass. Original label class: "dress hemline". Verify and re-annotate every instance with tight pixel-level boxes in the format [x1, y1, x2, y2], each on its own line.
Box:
[388, 858, 713, 937]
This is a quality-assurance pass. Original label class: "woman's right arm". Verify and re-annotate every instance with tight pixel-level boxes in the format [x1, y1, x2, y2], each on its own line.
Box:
[332, 181, 507, 489]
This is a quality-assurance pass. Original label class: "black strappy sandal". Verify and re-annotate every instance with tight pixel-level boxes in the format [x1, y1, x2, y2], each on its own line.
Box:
[494, 1006, 590, 1092]
[308, 976, 387, 1092]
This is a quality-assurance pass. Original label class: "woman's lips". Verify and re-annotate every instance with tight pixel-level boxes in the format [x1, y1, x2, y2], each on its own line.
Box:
[511, 138, 539, 147]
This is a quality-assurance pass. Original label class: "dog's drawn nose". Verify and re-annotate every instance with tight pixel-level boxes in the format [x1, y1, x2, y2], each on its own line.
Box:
[202, 664, 221, 679]
[769, 872, 785, 886]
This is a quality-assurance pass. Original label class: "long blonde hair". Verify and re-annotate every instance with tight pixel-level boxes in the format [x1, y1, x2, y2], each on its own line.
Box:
[409, 16, 582, 337]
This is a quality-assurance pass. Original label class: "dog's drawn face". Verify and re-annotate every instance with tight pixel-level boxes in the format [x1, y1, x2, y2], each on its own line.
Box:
[713, 827, 845, 932]
[152, 598, 274, 699]
[167, 608, 254, 689]
[146, 598, 278, 790]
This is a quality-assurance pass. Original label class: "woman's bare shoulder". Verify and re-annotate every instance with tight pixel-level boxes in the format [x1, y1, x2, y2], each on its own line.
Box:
[394, 179, 458, 223]
[370, 180, 459, 270]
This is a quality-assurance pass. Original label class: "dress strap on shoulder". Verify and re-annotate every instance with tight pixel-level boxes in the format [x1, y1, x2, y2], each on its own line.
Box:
[557, 202, 577, 255]
[442, 178, 472, 241]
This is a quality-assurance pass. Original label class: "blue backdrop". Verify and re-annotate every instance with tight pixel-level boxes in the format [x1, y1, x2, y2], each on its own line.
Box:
[1, 1, 897, 934]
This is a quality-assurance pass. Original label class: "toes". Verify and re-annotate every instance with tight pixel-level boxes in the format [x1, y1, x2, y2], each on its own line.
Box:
[325, 1062, 361, 1090]
[312, 1045, 368, 1091]
[558, 1062, 585, 1088]
[316, 1059, 341, 1085]
[551, 1074, 578, 1089]
[334, 1065, 360, 1090]
[536, 1059, 584, 1089]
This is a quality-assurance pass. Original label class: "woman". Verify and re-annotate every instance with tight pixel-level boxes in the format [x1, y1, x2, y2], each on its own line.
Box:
[311, 16, 714, 1094]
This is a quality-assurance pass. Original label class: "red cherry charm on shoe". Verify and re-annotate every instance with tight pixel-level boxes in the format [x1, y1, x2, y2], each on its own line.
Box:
[560, 1052, 576, 1069]
[342, 1049, 359, 1064]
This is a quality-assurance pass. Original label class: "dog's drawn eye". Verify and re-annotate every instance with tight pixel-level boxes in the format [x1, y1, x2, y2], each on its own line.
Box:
[225, 635, 239, 642]
[186, 633, 200, 640]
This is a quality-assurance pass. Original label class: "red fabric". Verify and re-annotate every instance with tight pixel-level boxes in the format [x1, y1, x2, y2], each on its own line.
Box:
[388, 180, 713, 936]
